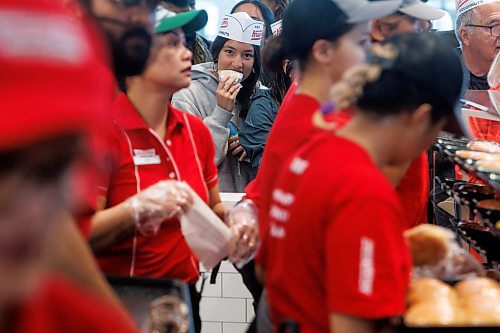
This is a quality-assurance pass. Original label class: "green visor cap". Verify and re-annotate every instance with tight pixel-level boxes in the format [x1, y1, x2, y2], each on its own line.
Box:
[155, 8, 208, 34]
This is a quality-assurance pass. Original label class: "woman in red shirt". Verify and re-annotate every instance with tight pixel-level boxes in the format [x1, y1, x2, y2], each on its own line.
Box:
[265, 33, 465, 332]
[89, 9, 225, 333]
[246, 0, 402, 273]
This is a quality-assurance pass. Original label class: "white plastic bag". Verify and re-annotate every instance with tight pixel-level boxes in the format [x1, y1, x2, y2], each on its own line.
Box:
[179, 185, 231, 270]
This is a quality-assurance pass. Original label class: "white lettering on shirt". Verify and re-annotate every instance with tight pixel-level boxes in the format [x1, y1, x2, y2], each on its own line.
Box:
[289, 157, 309, 175]
[270, 223, 285, 239]
[269, 204, 289, 222]
[272, 189, 295, 206]
[358, 237, 375, 296]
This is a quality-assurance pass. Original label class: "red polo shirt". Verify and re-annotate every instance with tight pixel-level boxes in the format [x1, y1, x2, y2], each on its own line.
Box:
[96, 93, 218, 284]
[13, 275, 137, 333]
[265, 133, 411, 333]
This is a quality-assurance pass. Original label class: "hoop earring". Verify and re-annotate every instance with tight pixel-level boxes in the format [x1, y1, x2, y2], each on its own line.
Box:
[212, 62, 218, 72]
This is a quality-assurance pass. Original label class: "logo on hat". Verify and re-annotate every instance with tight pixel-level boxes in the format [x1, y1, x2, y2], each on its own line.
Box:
[456, 0, 499, 16]
[251, 29, 263, 41]
[217, 12, 264, 46]
[221, 17, 228, 28]
[271, 20, 282, 37]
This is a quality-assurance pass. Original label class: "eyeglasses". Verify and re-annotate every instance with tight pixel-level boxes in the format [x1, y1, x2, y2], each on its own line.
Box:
[465, 24, 500, 37]
[380, 15, 428, 33]
[111, 0, 159, 11]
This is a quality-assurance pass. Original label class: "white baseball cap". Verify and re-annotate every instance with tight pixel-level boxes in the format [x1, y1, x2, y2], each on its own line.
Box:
[217, 12, 264, 46]
[398, 0, 445, 20]
[335, 0, 403, 23]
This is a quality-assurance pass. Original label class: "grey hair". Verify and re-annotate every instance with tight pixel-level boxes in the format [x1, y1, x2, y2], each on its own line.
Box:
[455, 9, 474, 47]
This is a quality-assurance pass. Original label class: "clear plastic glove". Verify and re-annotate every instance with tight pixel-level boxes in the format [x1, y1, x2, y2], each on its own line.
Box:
[225, 199, 259, 268]
[488, 52, 500, 89]
[125, 180, 193, 237]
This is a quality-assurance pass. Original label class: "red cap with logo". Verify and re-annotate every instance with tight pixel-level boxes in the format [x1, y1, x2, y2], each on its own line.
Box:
[0, 0, 114, 151]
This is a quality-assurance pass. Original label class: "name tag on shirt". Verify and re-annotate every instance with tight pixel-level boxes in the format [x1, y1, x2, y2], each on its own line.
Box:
[133, 148, 161, 165]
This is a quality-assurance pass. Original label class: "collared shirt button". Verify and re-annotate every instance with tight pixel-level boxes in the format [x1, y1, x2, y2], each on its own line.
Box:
[169, 172, 176, 179]
[166, 139, 172, 147]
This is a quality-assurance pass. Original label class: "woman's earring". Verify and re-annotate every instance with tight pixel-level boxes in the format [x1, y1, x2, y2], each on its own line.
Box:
[213, 62, 218, 72]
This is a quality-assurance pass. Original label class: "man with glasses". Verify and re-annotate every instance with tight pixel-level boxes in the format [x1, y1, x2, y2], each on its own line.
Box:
[369, 0, 445, 233]
[78, 0, 158, 85]
[371, 0, 444, 42]
[456, 0, 500, 89]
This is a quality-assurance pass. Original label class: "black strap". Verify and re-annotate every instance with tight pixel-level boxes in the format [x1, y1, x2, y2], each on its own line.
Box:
[278, 319, 300, 333]
[210, 261, 222, 284]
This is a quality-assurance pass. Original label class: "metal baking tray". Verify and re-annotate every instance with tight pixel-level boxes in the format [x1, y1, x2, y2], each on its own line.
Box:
[107, 276, 194, 333]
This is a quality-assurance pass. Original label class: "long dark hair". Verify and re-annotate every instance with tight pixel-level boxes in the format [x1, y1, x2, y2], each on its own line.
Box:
[211, 36, 262, 119]
[267, 0, 290, 21]
[231, 0, 275, 39]
[262, 37, 292, 105]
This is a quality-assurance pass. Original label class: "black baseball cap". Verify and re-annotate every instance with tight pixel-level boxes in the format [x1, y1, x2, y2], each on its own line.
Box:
[368, 32, 467, 130]
[282, 0, 402, 59]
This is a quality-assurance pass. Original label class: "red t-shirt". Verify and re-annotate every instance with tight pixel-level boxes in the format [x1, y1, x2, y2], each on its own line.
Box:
[265, 133, 411, 332]
[245, 93, 321, 269]
[96, 93, 218, 284]
[249, 92, 428, 268]
[13, 275, 137, 333]
[246, 93, 321, 235]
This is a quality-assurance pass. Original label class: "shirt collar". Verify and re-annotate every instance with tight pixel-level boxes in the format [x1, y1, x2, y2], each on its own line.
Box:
[113, 92, 184, 131]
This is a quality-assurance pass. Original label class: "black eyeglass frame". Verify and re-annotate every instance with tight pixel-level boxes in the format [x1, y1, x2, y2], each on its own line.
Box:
[465, 23, 500, 37]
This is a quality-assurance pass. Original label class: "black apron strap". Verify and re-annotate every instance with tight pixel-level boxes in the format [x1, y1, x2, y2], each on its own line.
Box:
[209, 261, 222, 284]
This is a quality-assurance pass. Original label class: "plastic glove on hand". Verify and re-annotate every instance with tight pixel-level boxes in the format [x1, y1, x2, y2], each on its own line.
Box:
[125, 180, 193, 236]
[225, 199, 259, 267]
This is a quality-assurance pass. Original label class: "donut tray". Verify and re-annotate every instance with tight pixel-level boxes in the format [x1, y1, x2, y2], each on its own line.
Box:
[107, 276, 194, 333]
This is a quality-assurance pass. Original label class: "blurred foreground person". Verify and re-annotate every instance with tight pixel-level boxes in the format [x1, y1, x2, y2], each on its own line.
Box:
[0, 0, 138, 331]
[40, 0, 157, 311]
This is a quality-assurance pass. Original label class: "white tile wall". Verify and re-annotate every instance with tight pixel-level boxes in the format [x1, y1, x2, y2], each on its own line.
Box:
[219, 260, 238, 273]
[197, 272, 222, 298]
[222, 323, 249, 333]
[198, 194, 253, 333]
[222, 273, 253, 299]
[202, 322, 222, 333]
[246, 299, 255, 323]
[200, 297, 247, 322]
